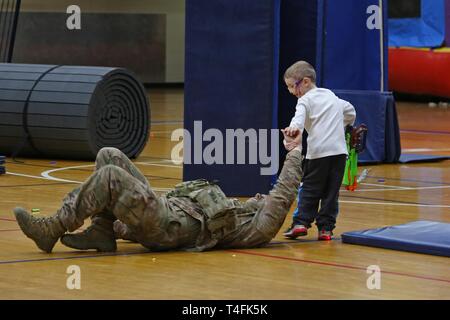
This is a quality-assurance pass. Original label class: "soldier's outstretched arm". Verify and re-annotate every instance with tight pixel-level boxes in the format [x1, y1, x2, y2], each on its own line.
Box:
[219, 148, 303, 248]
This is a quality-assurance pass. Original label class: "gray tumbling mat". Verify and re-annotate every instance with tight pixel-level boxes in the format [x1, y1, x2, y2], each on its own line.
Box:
[0, 63, 150, 159]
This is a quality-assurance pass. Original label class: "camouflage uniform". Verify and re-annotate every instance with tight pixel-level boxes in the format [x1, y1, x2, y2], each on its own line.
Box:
[15, 147, 303, 252]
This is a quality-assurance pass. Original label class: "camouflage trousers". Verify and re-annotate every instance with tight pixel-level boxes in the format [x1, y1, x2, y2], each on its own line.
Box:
[58, 147, 159, 236]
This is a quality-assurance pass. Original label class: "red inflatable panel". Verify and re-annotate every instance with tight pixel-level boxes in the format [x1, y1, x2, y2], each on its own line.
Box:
[389, 48, 450, 98]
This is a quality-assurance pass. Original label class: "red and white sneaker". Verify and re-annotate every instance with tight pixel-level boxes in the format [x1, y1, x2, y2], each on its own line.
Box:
[283, 225, 308, 239]
[318, 230, 333, 241]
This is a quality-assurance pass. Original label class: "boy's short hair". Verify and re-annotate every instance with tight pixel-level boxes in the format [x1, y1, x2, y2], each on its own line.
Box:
[284, 61, 317, 84]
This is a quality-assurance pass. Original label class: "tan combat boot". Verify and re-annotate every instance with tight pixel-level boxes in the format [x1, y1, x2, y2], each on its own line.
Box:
[14, 207, 67, 253]
[60, 216, 117, 252]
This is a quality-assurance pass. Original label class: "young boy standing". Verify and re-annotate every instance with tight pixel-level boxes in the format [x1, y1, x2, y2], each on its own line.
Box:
[282, 61, 356, 240]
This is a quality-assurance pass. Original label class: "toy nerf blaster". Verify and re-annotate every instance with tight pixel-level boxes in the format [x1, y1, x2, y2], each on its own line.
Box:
[342, 124, 368, 191]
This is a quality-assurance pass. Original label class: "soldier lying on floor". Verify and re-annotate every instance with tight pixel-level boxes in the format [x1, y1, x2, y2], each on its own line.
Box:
[14, 132, 303, 253]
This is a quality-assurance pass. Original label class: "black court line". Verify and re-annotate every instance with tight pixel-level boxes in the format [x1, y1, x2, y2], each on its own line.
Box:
[1, 242, 449, 286]
[0, 182, 75, 188]
[0, 250, 157, 265]
[151, 120, 183, 125]
[147, 136, 173, 141]
[137, 156, 174, 161]
[0, 239, 331, 266]
[144, 175, 181, 182]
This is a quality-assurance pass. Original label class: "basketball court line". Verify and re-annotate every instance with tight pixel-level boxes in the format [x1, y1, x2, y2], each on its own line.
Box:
[5, 170, 172, 192]
[401, 129, 450, 136]
[229, 250, 450, 284]
[6, 171, 79, 183]
[0, 217, 16, 222]
[341, 194, 450, 208]
[33, 162, 450, 191]
[0, 245, 448, 285]
[4, 166, 450, 207]
[344, 185, 450, 193]
[135, 161, 182, 169]
[33, 163, 450, 193]
[366, 175, 450, 186]
[358, 182, 410, 190]
[339, 200, 450, 208]
[2, 159, 448, 285]
[6, 159, 179, 182]
[40, 165, 93, 183]
[144, 175, 180, 182]
[151, 120, 183, 125]
[0, 182, 75, 188]
[3, 154, 449, 221]
[5, 155, 449, 185]
[402, 148, 450, 153]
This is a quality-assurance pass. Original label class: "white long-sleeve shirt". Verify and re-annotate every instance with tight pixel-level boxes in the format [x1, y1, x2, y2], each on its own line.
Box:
[289, 88, 356, 160]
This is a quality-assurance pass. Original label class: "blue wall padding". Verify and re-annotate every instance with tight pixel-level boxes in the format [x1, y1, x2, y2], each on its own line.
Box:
[184, 0, 281, 196]
[333, 91, 401, 163]
[278, 0, 319, 172]
[184, 0, 393, 195]
[389, 0, 446, 48]
[321, 0, 388, 91]
[342, 221, 450, 257]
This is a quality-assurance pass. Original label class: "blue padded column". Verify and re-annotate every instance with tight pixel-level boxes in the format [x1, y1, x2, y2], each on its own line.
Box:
[184, 0, 281, 196]
[319, 0, 389, 91]
[333, 90, 400, 163]
[278, 0, 320, 170]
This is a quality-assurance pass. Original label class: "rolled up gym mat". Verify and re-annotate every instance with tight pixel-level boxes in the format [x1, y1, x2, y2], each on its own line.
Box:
[0, 63, 150, 159]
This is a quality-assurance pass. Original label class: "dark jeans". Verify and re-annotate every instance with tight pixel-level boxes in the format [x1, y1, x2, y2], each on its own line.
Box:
[293, 154, 346, 231]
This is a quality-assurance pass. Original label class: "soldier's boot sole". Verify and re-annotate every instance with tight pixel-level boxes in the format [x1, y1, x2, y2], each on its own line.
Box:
[60, 226, 117, 252]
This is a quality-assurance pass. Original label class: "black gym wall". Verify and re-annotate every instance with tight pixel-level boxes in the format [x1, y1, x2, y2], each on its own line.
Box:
[11, 0, 185, 84]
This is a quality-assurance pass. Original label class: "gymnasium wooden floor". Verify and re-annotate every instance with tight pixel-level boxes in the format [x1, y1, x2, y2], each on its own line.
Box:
[0, 89, 449, 299]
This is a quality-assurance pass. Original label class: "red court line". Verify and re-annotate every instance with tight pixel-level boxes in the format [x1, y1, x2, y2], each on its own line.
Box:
[230, 250, 450, 284]
[1, 246, 449, 286]
[0, 217, 16, 222]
